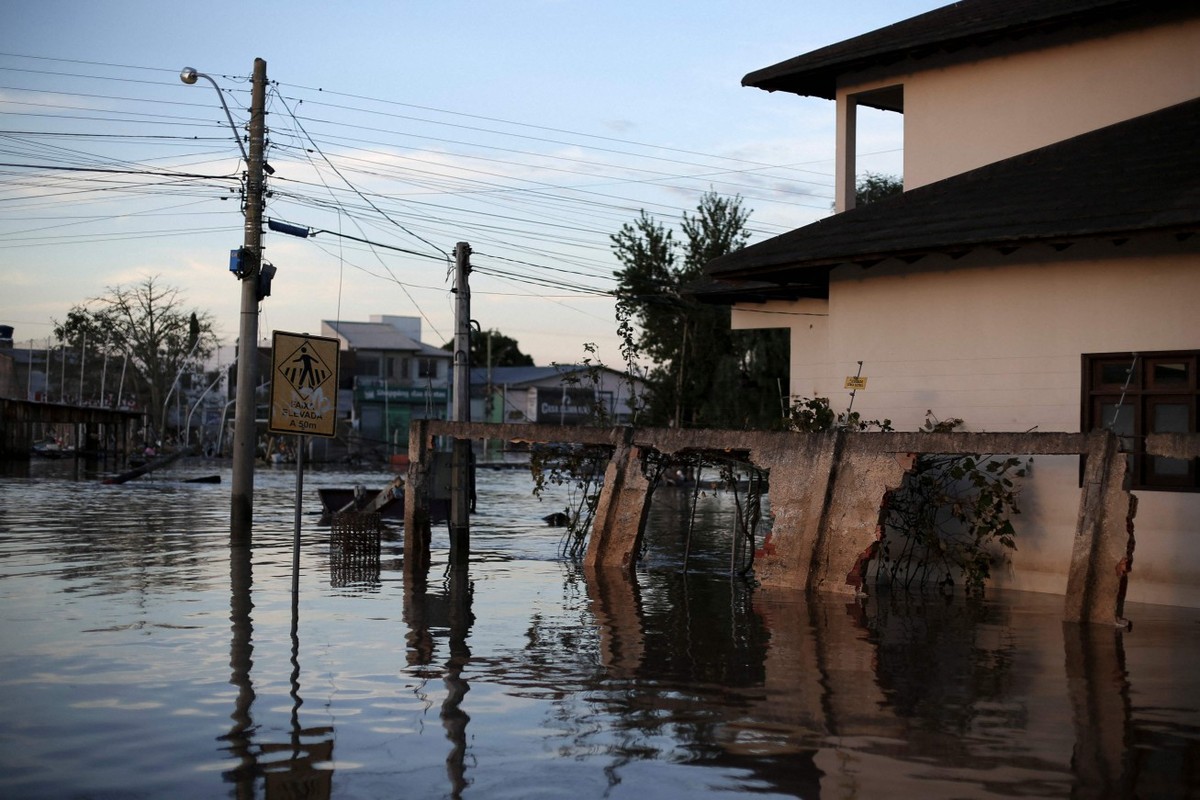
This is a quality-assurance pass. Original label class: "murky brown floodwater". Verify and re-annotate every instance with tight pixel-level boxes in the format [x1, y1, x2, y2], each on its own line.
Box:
[0, 457, 1198, 799]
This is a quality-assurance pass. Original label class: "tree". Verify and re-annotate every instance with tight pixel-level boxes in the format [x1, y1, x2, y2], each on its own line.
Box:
[45, 306, 115, 405]
[855, 172, 903, 206]
[612, 191, 789, 429]
[441, 328, 534, 368]
[54, 275, 217, 440]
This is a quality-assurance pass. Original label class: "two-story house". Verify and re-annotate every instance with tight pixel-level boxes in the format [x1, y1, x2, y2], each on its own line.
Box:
[698, 0, 1200, 606]
[321, 315, 452, 456]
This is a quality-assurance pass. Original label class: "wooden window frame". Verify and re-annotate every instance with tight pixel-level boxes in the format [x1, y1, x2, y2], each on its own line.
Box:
[1082, 350, 1199, 491]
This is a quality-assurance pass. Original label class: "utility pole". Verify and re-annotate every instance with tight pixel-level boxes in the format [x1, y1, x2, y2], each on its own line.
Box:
[231, 57, 268, 538]
[450, 242, 472, 564]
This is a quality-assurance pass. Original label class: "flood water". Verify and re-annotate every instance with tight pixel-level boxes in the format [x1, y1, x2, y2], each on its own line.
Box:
[1, 458, 1198, 799]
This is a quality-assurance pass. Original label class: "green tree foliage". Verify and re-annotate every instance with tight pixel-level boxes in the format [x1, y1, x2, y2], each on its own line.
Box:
[855, 172, 903, 206]
[441, 328, 534, 368]
[53, 275, 216, 438]
[612, 192, 789, 429]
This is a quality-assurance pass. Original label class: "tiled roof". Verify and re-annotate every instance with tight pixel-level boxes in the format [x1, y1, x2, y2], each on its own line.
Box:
[323, 320, 447, 356]
[702, 99, 1200, 286]
[745, 0, 1187, 101]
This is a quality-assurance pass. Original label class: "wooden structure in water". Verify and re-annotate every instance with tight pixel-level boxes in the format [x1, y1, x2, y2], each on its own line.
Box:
[405, 419, 1199, 627]
[0, 397, 143, 462]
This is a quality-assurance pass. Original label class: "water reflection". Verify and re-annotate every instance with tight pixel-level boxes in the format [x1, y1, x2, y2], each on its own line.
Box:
[223, 540, 336, 798]
[404, 563, 475, 798]
[1065, 624, 1131, 798]
[222, 542, 257, 796]
[577, 567, 1200, 798]
[1, 465, 1198, 798]
[261, 591, 336, 798]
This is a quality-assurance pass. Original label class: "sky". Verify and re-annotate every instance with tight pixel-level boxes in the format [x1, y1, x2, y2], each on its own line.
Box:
[1, 0, 945, 368]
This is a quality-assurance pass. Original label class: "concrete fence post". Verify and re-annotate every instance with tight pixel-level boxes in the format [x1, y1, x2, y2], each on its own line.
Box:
[1065, 429, 1136, 626]
[584, 427, 652, 570]
[404, 418, 433, 576]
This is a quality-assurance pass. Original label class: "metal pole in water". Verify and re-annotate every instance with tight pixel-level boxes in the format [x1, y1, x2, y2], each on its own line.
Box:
[292, 434, 305, 598]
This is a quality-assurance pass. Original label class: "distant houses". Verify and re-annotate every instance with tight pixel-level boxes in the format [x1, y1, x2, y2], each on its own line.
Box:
[471, 364, 642, 426]
[0, 313, 644, 463]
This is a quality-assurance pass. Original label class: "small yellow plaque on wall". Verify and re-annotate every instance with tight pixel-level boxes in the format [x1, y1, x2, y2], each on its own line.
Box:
[844, 376, 868, 391]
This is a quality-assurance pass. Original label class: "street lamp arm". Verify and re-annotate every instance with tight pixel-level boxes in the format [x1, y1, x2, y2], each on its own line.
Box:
[162, 335, 204, 441]
[184, 371, 225, 447]
[180, 67, 250, 164]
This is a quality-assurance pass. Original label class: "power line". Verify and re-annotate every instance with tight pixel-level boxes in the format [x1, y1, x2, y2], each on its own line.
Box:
[0, 161, 240, 180]
[0, 54, 871, 352]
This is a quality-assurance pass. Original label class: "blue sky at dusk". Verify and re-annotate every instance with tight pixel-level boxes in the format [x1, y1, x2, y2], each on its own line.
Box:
[1, 1, 943, 364]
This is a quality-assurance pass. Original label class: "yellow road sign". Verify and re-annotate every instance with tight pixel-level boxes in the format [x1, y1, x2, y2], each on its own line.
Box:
[844, 376, 868, 390]
[269, 331, 340, 437]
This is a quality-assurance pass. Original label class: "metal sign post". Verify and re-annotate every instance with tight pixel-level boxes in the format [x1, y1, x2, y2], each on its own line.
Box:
[268, 331, 341, 599]
[844, 361, 867, 416]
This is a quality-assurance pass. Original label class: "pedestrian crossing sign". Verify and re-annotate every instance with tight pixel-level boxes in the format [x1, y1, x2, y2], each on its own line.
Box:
[268, 331, 340, 437]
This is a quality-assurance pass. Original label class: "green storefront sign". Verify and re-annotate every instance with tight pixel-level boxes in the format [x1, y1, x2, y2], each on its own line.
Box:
[356, 385, 450, 403]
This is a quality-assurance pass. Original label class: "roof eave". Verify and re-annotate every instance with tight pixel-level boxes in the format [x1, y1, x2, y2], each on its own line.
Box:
[742, 0, 1169, 100]
[709, 225, 1200, 287]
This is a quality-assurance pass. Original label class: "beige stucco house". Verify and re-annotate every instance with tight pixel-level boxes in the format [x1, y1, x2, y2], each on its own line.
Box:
[700, 0, 1200, 606]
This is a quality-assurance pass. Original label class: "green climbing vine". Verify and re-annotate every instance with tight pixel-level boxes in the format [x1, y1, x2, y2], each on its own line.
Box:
[529, 305, 647, 560]
[786, 395, 893, 433]
[637, 449, 767, 577]
[529, 440, 611, 560]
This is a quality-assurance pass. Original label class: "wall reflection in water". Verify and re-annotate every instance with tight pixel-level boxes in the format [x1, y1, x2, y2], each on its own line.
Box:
[584, 566, 1199, 798]
[12, 462, 1197, 798]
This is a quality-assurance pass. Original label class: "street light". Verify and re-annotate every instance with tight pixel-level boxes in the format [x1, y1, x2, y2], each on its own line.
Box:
[179, 68, 249, 164]
[181, 59, 268, 537]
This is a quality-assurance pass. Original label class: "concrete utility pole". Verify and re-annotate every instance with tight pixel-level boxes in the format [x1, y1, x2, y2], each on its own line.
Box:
[450, 242, 472, 563]
[231, 58, 268, 537]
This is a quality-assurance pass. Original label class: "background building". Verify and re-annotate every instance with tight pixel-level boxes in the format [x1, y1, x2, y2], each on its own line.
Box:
[322, 315, 452, 460]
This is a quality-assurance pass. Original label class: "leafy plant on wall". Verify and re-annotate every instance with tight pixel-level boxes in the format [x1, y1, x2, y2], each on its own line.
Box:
[787, 398, 1029, 594]
[879, 412, 1030, 594]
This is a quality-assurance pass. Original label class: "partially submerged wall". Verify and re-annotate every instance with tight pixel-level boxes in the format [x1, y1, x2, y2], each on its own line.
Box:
[409, 422, 1142, 625]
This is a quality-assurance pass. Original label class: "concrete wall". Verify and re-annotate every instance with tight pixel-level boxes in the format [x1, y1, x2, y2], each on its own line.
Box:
[412, 421, 1142, 623]
[835, 17, 1200, 190]
[732, 242, 1200, 606]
